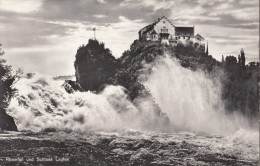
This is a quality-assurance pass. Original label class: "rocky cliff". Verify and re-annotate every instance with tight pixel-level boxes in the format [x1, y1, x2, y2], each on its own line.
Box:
[74, 39, 258, 120]
[74, 39, 118, 92]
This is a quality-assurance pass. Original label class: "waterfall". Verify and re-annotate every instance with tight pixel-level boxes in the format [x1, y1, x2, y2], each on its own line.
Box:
[6, 55, 258, 145]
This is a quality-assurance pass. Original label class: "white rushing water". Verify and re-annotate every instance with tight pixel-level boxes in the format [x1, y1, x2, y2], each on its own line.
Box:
[143, 55, 255, 136]
[6, 55, 259, 146]
[6, 75, 166, 133]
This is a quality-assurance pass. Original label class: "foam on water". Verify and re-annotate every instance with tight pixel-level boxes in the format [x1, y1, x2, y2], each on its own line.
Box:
[7, 74, 165, 133]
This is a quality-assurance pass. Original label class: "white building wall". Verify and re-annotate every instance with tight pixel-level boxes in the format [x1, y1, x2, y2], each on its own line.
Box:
[153, 18, 175, 39]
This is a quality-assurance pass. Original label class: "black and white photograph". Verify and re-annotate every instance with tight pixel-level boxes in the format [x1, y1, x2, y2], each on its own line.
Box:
[0, 0, 259, 165]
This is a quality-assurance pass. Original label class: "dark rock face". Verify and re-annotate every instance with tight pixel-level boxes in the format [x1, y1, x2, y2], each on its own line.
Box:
[62, 80, 83, 94]
[74, 39, 118, 91]
[0, 109, 17, 131]
[0, 54, 18, 131]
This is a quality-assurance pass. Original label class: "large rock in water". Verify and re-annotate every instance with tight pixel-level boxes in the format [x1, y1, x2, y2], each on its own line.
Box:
[0, 109, 17, 131]
[62, 80, 83, 94]
[74, 39, 118, 91]
[0, 70, 18, 131]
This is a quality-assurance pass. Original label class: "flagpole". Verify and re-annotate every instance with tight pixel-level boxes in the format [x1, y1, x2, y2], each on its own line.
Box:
[93, 28, 96, 40]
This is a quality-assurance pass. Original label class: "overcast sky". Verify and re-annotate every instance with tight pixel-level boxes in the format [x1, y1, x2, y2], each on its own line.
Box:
[0, 0, 259, 76]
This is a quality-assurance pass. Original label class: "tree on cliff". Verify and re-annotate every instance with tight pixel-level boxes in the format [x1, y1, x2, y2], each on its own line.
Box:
[0, 44, 19, 131]
[221, 51, 258, 120]
[240, 48, 246, 66]
[0, 46, 15, 108]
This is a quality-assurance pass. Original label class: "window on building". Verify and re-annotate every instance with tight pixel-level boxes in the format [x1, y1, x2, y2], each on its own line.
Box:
[162, 36, 167, 40]
[161, 27, 168, 33]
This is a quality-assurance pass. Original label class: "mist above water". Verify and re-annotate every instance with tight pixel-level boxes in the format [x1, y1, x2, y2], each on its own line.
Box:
[6, 54, 258, 143]
[143, 55, 254, 135]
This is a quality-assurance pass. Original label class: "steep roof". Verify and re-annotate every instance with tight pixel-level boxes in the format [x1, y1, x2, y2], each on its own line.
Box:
[139, 16, 174, 34]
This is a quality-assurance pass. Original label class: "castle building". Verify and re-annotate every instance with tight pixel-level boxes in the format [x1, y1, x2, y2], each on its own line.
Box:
[138, 16, 205, 46]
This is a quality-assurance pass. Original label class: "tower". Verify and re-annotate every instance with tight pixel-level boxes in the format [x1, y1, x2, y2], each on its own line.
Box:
[205, 40, 208, 56]
[93, 27, 96, 40]
[240, 48, 245, 66]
